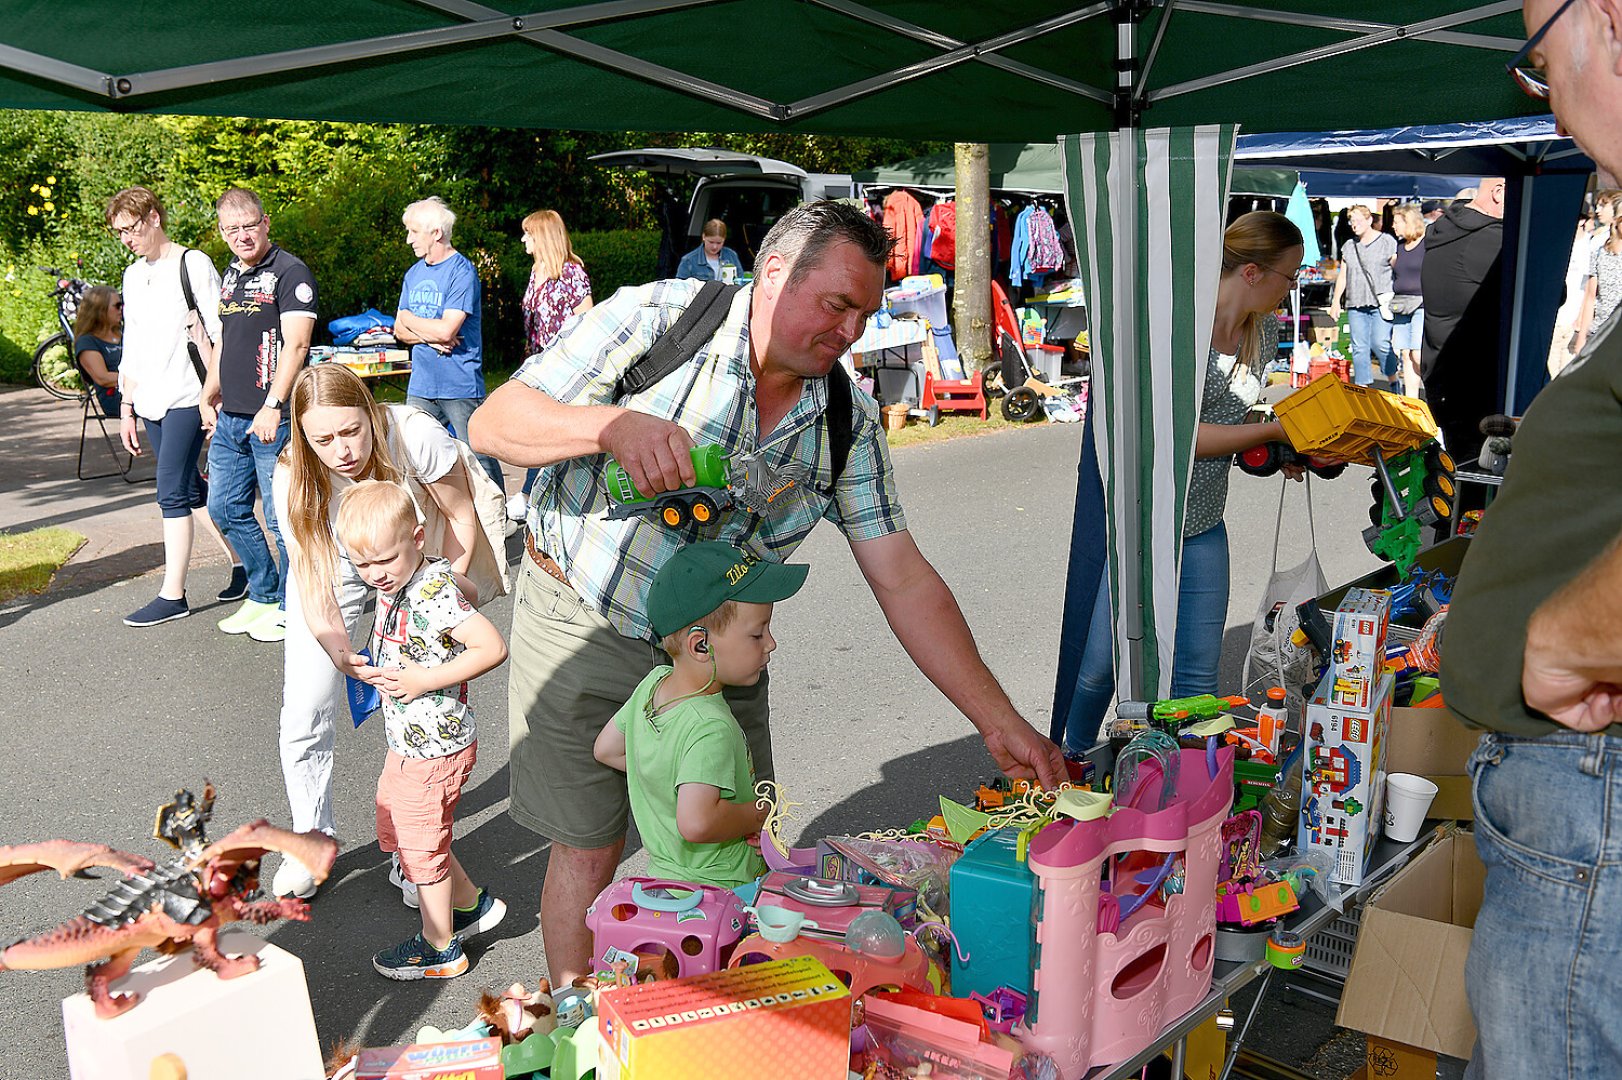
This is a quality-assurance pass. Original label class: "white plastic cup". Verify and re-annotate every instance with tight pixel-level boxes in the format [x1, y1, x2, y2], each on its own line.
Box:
[1384, 772, 1440, 842]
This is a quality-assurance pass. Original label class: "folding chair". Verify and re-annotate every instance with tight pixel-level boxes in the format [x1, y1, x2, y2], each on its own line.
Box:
[75, 370, 140, 484]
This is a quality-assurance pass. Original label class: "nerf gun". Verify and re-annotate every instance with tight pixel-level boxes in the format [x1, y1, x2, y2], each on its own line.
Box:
[1115, 694, 1250, 733]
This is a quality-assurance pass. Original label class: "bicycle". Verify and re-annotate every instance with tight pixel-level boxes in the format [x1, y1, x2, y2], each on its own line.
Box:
[32, 266, 95, 401]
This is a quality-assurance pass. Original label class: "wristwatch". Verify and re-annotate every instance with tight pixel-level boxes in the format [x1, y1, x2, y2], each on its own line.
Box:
[263, 394, 283, 410]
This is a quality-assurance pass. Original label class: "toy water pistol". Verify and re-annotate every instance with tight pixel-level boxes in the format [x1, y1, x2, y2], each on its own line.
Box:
[1117, 694, 1250, 730]
[602, 443, 808, 528]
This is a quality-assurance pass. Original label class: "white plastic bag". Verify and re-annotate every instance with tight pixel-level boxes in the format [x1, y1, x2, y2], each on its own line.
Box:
[1240, 476, 1327, 715]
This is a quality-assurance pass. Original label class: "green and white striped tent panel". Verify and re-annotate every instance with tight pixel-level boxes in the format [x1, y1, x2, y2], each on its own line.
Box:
[1059, 125, 1237, 700]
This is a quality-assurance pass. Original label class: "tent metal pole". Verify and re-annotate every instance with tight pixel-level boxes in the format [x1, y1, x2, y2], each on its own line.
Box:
[1504, 176, 1534, 416]
[0, 42, 110, 96]
[1150, 2, 1522, 102]
[1114, 6, 1147, 699]
[1134, 0, 1177, 106]
[1173, 0, 1522, 50]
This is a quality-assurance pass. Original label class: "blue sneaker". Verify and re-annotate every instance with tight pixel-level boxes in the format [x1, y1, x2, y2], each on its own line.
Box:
[372, 933, 467, 981]
[124, 595, 190, 627]
[452, 889, 507, 941]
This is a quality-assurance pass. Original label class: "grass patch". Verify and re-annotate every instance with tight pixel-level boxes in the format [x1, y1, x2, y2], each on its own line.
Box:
[884, 407, 1049, 449]
[0, 527, 87, 602]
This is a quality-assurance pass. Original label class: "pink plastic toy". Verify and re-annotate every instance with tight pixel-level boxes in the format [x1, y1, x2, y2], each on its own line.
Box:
[1015, 746, 1234, 1077]
[584, 878, 747, 979]
[728, 931, 934, 1001]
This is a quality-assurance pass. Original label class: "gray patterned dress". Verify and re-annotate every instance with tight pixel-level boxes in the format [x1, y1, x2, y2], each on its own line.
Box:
[1184, 315, 1278, 538]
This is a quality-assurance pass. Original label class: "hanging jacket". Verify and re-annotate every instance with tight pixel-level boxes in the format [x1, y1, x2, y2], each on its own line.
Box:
[1028, 206, 1066, 274]
[883, 191, 925, 282]
[928, 201, 958, 271]
[1010, 206, 1035, 286]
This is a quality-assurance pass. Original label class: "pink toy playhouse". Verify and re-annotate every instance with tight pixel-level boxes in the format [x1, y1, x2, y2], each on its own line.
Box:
[1016, 746, 1234, 1077]
[585, 878, 748, 979]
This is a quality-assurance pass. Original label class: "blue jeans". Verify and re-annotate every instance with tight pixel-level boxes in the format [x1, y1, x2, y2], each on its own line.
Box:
[144, 407, 207, 519]
[407, 394, 503, 487]
[207, 411, 289, 606]
[1059, 521, 1230, 751]
[1346, 306, 1398, 386]
[1466, 730, 1622, 1078]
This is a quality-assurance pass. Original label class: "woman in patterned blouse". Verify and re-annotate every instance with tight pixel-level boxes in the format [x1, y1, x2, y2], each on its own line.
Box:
[509, 210, 594, 520]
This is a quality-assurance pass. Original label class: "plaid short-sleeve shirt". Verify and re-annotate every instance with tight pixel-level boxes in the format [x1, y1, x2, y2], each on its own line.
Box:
[516, 279, 907, 643]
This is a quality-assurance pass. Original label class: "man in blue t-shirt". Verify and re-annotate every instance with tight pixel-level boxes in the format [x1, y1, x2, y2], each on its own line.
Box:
[394, 197, 502, 485]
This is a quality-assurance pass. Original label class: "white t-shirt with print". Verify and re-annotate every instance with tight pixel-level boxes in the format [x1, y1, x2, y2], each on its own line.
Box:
[369, 555, 477, 758]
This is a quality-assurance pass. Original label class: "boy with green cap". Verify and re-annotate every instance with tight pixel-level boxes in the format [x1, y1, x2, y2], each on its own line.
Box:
[593, 540, 808, 889]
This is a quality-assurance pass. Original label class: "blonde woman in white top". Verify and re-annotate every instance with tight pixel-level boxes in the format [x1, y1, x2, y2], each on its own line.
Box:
[107, 186, 238, 627]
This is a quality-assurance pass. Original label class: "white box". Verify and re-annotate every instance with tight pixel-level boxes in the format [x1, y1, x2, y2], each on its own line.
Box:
[1329, 587, 1391, 714]
[63, 931, 325, 1080]
[1300, 672, 1393, 887]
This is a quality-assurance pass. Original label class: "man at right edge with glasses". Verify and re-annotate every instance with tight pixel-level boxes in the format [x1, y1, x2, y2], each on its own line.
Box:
[1443, 1, 1622, 1074]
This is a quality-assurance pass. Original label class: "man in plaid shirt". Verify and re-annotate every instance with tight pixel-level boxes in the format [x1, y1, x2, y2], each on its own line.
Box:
[473, 201, 1065, 982]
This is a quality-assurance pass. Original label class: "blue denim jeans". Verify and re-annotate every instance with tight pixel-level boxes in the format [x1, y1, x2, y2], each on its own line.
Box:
[206, 411, 288, 605]
[1346, 306, 1398, 386]
[1059, 521, 1230, 751]
[1465, 730, 1622, 1078]
[407, 394, 503, 487]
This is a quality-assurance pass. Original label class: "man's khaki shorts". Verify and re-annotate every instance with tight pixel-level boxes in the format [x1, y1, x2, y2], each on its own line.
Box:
[507, 556, 772, 849]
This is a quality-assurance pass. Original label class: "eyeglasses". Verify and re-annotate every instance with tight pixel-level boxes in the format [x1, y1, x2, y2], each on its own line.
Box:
[1506, 0, 1580, 100]
[1260, 264, 1302, 285]
[220, 216, 266, 239]
[112, 301, 124, 309]
[110, 220, 146, 238]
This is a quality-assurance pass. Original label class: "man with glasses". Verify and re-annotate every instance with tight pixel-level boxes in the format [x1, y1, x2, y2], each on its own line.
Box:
[1326, 203, 1399, 388]
[1442, 2, 1622, 1074]
[202, 187, 318, 644]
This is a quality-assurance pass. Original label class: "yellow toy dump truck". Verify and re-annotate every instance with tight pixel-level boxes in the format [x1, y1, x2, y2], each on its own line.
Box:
[1269, 377, 1457, 578]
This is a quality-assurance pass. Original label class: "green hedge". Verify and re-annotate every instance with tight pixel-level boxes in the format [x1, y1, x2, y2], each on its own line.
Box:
[573, 230, 660, 302]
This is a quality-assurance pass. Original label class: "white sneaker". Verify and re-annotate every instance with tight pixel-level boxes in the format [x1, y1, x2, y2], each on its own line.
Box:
[272, 856, 318, 900]
[506, 493, 529, 522]
[389, 852, 421, 909]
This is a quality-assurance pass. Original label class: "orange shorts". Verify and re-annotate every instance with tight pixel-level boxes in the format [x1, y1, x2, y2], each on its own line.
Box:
[375, 743, 477, 886]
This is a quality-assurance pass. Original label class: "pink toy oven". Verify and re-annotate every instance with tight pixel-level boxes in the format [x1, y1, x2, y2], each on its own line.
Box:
[728, 931, 933, 1001]
[585, 878, 748, 979]
[1015, 746, 1234, 1077]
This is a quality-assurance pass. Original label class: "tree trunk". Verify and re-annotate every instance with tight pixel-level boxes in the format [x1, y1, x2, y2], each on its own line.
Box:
[952, 142, 992, 373]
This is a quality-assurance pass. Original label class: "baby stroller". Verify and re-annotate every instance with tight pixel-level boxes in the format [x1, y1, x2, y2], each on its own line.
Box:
[985, 281, 1089, 422]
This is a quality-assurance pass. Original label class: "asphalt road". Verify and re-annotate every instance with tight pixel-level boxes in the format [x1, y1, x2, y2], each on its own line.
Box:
[0, 422, 1386, 1078]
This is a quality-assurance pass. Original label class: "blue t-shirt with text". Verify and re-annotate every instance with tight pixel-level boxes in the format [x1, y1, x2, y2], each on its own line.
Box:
[399, 252, 484, 399]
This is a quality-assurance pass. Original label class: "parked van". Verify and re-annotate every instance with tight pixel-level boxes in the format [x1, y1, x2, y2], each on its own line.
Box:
[590, 147, 855, 273]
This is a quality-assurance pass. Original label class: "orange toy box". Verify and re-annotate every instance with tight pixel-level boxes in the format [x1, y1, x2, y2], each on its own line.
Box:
[596, 955, 851, 1080]
[356, 1037, 503, 1079]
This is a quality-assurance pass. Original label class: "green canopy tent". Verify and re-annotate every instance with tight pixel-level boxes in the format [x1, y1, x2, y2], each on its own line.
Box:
[1, 1, 1554, 718]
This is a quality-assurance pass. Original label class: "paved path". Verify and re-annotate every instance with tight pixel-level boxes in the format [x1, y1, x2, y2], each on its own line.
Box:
[0, 391, 1385, 1079]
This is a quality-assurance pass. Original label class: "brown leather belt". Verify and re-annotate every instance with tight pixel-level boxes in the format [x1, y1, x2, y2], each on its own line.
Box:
[523, 530, 570, 587]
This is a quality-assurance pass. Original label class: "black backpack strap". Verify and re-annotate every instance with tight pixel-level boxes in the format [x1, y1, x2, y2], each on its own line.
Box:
[825, 362, 853, 489]
[613, 281, 741, 400]
[176, 248, 209, 386]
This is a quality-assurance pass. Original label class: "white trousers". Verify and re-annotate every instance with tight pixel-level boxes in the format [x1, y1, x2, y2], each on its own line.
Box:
[278, 547, 370, 837]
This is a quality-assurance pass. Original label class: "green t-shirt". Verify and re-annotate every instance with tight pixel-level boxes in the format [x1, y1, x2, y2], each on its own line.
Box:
[1442, 319, 1622, 736]
[613, 666, 766, 888]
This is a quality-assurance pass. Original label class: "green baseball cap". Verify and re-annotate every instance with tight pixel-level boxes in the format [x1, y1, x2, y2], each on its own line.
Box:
[647, 541, 809, 638]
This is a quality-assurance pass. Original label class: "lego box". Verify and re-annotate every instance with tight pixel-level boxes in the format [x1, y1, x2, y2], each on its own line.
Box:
[596, 955, 850, 1080]
[1301, 671, 1393, 887]
[1329, 587, 1391, 714]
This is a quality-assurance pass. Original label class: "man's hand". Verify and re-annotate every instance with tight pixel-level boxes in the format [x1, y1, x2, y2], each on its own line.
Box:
[600, 410, 696, 496]
[1523, 646, 1622, 733]
[199, 401, 217, 435]
[981, 718, 1068, 789]
[251, 406, 282, 443]
[379, 660, 438, 705]
[120, 414, 142, 457]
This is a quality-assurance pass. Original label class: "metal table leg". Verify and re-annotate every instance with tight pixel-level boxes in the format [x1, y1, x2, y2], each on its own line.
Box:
[1217, 968, 1275, 1080]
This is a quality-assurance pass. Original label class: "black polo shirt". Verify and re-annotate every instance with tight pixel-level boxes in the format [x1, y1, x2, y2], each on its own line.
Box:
[217, 244, 318, 416]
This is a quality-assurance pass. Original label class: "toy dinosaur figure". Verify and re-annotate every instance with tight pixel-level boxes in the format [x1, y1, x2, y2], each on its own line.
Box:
[0, 783, 337, 1018]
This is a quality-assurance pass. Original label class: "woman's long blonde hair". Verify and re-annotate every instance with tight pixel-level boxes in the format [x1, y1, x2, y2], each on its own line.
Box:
[523, 209, 583, 283]
[74, 285, 121, 339]
[283, 364, 403, 587]
[1221, 211, 1303, 372]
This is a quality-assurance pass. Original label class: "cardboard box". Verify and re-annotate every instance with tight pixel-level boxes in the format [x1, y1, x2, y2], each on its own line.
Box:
[596, 955, 849, 1080]
[1329, 588, 1391, 714]
[1301, 672, 1393, 886]
[357, 1038, 503, 1080]
[1337, 831, 1482, 1061]
[1385, 705, 1479, 822]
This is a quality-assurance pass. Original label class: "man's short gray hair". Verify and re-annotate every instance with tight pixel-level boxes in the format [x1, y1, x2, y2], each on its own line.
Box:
[755, 201, 894, 288]
[403, 196, 456, 244]
[216, 187, 264, 219]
